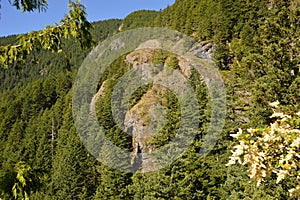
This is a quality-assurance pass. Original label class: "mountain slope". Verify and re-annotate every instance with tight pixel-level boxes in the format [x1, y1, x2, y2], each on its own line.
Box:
[0, 0, 299, 199]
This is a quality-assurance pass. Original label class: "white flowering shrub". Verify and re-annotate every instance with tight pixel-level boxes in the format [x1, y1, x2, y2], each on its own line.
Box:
[227, 102, 300, 197]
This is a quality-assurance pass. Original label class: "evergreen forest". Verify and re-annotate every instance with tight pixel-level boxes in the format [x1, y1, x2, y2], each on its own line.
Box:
[0, 0, 299, 199]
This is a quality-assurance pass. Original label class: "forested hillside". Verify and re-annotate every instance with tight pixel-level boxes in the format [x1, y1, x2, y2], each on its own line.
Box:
[0, 0, 299, 199]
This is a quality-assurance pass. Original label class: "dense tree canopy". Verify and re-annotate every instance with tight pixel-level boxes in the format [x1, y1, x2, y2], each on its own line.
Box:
[0, 0, 299, 199]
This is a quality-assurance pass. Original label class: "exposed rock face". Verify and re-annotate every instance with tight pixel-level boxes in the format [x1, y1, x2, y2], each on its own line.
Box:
[177, 57, 192, 78]
[118, 23, 124, 31]
[136, 39, 161, 50]
[126, 49, 156, 67]
[90, 80, 109, 113]
[189, 41, 214, 60]
[124, 85, 167, 172]
[92, 42, 210, 171]
[125, 49, 167, 172]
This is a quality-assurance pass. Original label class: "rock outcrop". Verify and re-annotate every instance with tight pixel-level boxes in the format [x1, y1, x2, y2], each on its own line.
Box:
[92, 42, 210, 171]
[124, 85, 167, 172]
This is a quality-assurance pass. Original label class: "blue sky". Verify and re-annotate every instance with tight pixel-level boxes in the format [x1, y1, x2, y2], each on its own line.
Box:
[0, 0, 175, 37]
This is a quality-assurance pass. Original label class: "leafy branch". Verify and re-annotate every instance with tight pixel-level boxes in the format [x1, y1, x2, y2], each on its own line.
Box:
[227, 102, 300, 197]
[0, 0, 95, 69]
[9, 0, 48, 12]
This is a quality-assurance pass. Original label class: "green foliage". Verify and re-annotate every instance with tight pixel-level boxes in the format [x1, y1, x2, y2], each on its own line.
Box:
[12, 161, 31, 200]
[0, 0, 94, 69]
[227, 105, 300, 198]
[0, 17, 120, 199]
[1, 0, 300, 199]
[165, 55, 179, 70]
[11, 0, 48, 12]
[121, 10, 158, 30]
[50, 95, 98, 199]
[150, 50, 170, 64]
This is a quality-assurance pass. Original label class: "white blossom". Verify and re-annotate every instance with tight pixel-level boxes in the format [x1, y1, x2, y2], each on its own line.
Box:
[291, 137, 300, 148]
[247, 128, 255, 134]
[230, 128, 243, 138]
[276, 170, 288, 184]
[270, 112, 290, 119]
[227, 107, 300, 197]
[269, 100, 280, 108]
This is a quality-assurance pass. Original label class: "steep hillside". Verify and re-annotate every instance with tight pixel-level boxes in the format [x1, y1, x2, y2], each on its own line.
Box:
[0, 19, 122, 91]
[0, 0, 299, 199]
[120, 10, 159, 30]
